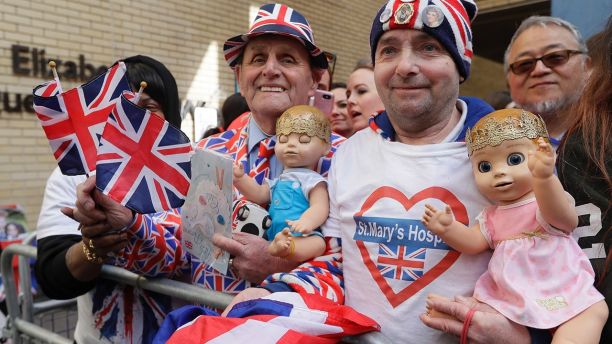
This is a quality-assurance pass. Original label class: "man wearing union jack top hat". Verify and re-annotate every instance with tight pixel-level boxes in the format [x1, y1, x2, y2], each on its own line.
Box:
[68, 2, 344, 310]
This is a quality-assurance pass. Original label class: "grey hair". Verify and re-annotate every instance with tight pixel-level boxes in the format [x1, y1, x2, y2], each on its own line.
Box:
[503, 16, 587, 73]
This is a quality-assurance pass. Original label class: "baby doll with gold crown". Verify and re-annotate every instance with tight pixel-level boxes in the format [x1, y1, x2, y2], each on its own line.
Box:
[422, 109, 608, 343]
[233, 105, 330, 263]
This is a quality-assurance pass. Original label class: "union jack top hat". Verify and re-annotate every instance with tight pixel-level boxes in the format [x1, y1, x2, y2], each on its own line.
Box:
[223, 3, 328, 70]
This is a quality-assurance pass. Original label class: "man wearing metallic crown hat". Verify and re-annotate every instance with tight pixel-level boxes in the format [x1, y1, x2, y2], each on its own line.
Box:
[226, 1, 549, 343]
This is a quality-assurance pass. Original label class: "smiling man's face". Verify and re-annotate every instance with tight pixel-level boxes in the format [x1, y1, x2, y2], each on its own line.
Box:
[506, 24, 589, 120]
[236, 35, 318, 124]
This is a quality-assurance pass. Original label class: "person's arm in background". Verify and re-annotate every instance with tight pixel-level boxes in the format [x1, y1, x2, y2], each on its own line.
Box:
[36, 235, 97, 299]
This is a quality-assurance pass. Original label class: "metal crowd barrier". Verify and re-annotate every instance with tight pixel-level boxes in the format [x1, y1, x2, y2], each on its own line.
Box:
[1, 234, 389, 344]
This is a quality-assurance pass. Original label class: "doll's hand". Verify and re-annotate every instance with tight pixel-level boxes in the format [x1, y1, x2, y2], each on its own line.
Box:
[286, 219, 315, 234]
[422, 204, 454, 234]
[528, 138, 555, 179]
[233, 163, 245, 180]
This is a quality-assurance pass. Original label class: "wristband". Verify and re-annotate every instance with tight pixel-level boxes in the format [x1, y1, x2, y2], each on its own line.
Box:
[460, 307, 477, 344]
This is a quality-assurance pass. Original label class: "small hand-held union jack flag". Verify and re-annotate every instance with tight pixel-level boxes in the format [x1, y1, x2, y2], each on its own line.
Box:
[33, 62, 130, 175]
[96, 95, 192, 214]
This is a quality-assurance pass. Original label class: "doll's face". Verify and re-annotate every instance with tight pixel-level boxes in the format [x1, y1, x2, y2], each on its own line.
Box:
[470, 137, 535, 205]
[275, 132, 330, 169]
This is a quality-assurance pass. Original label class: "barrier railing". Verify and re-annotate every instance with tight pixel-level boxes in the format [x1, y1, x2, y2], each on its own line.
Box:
[2, 239, 389, 343]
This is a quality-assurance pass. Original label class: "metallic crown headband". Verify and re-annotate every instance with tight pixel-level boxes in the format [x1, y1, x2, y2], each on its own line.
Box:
[276, 105, 331, 143]
[465, 109, 549, 156]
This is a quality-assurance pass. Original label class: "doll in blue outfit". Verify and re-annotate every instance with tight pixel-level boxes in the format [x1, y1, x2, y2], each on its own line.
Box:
[233, 105, 330, 262]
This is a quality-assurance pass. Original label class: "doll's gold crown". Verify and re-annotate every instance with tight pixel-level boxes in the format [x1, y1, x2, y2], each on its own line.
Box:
[465, 109, 549, 156]
[276, 105, 331, 143]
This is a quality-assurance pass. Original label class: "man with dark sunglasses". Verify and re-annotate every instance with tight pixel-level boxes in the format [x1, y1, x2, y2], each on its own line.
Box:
[505, 16, 591, 147]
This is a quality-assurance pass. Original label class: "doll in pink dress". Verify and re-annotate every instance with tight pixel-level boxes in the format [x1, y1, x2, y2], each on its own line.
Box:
[422, 109, 608, 343]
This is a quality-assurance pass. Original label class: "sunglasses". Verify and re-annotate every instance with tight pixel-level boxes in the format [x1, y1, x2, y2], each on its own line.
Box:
[508, 49, 585, 75]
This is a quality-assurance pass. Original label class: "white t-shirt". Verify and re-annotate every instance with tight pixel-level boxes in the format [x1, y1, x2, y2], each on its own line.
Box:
[323, 126, 492, 343]
[36, 167, 84, 239]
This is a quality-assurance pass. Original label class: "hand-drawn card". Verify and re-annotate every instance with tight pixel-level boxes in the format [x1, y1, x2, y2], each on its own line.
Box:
[181, 149, 233, 274]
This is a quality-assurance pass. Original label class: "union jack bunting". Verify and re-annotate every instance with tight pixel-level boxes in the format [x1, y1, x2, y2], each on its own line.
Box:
[223, 3, 327, 69]
[377, 244, 426, 282]
[155, 292, 379, 344]
[33, 62, 130, 175]
[96, 95, 192, 214]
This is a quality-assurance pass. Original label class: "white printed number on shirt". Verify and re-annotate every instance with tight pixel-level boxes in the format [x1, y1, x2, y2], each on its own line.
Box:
[572, 203, 604, 259]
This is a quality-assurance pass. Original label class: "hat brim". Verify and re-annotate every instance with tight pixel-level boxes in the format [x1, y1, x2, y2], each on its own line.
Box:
[223, 31, 328, 70]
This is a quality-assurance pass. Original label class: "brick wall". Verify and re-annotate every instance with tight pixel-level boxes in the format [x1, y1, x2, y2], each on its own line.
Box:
[0, 0, 516, 229]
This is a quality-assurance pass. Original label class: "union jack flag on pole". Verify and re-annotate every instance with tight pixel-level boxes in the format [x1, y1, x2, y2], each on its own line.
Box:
[96, 95, 192, 214]
[33, 62, 130, 175]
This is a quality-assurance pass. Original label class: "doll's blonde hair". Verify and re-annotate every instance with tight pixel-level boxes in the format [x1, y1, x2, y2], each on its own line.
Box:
[466, 109, 549, 156]
[276, 105, 331, 143]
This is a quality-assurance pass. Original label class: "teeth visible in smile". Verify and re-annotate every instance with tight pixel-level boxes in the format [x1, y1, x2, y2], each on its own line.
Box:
[260, 86, 285, 92]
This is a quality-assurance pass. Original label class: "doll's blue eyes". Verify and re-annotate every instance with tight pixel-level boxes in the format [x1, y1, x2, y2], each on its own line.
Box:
[478, 161, 492, 173]
[507, 153, 525, 166]
[478, 153, 524, 173]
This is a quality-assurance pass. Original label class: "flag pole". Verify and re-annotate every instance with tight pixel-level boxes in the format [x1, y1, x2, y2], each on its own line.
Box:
[48, 61, 63, 93]
[132, 81, 147, 104]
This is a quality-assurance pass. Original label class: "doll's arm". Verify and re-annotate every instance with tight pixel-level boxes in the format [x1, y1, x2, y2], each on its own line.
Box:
[422, 204, 489, 255]
[286, 182, 329, 234]
[529, 138, 578, 233]
[232, 163, 271, 205]
[268, 228, 326, 262]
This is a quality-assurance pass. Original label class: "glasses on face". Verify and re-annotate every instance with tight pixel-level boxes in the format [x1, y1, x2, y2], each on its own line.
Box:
[508, 49, 585, 75]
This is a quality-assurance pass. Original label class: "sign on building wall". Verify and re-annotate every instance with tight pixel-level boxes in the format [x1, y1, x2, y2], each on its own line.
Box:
[1, 45, 107, 117]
